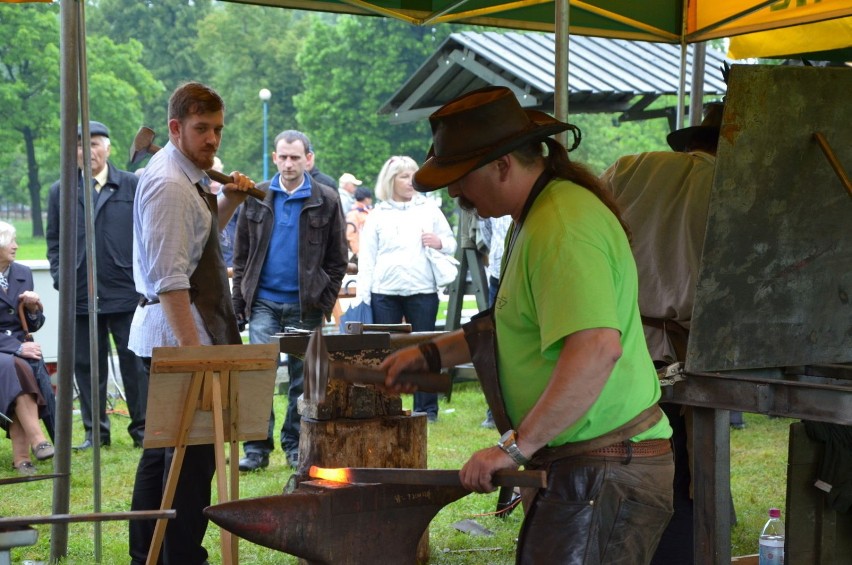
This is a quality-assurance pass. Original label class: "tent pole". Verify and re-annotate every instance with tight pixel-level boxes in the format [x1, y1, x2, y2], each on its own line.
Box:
[690, 42, 708, 125]
[554, 0, 570, 143]
[52, 0, 79, 557]
[75, 0, 105, 560]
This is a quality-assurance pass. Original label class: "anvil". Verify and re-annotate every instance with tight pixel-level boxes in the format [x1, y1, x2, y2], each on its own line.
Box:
[204, 468, 545, 564]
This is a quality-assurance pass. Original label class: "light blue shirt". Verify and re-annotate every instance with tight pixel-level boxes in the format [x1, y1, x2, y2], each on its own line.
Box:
[129, 141, 214, 356]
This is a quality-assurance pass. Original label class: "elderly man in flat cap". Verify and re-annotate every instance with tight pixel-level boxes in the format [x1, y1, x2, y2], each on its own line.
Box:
[46, 120, 148, 450]
[382, 87, 674, 563]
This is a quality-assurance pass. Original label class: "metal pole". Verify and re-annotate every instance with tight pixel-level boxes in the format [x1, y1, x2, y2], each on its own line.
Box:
[554, 0, 570, 146]
[263, 100, 269, 179]
[75, 0, 104, 560]
[259, 88, 271, 180]
[690, 43, 707, 126]
[52, 0, 78, 558]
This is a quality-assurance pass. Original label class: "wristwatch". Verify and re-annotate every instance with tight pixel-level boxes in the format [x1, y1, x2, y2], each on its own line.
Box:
[497, 429, 530, 466]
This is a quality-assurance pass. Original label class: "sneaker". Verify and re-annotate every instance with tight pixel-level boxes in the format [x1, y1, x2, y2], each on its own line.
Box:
[238, 452, 269, 472]
[480, 416, 496, 429]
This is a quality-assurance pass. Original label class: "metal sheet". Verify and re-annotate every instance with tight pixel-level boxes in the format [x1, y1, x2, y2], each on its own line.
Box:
[687, 64, 852, 372]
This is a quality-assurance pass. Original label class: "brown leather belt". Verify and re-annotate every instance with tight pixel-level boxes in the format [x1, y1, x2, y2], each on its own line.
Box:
[584, 438, 671, 459]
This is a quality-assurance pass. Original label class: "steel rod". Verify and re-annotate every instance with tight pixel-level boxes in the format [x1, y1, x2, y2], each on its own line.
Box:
[813, 132, 852, 198]
[328, 362, 451, 393]
[309, 466, 547, 489]
[0, 510, 175, 529]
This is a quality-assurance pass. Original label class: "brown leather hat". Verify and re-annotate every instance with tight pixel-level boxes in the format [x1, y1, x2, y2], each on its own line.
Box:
[413, 87, 571, 192]
[666, 102, 724, 152]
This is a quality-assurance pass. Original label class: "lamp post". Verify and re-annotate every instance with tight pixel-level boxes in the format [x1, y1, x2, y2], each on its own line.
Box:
[259, 88, 271, 180]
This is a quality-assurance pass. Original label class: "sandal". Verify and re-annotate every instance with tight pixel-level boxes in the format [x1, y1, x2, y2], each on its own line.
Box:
[32, 441, 55, 461]
[13, 461, 37, 476]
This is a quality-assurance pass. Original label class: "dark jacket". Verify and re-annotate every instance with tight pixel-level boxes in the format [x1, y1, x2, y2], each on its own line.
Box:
[0, 262, 45, 354]
[46, 163, 140, 314]
[231, 176, 348, 322]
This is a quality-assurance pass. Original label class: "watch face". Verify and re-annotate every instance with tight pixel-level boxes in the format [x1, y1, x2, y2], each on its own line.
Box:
[499, 429, 514, 445]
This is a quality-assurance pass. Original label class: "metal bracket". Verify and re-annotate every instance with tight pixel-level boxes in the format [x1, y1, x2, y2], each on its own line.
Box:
[658, 362, 686, 387]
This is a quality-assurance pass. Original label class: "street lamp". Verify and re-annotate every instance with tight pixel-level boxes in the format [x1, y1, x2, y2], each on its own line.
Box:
[259, 88, 272, 180]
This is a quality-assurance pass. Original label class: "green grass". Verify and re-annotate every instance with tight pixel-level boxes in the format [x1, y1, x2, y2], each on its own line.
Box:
[2, 220, 791, 562]
[8, 217, 47, 261]
[2, 385, 790, 564]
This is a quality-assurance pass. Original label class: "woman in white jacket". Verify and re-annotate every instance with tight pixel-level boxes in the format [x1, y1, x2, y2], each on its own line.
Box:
[356, 155, 457, 422]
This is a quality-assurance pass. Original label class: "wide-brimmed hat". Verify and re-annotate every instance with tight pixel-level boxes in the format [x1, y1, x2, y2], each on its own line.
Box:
[77, 121, 110, 138]
[414, 86, 572, 192]
[666, 102, 724, 152]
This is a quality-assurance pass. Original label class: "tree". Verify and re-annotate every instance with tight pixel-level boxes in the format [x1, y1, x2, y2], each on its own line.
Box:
[194, 3, 310, 180]
[1, 3, 62, 236]
[296, 16, 455, 188]
[0, 3, 161, 235]
[87, 0, 214, 130]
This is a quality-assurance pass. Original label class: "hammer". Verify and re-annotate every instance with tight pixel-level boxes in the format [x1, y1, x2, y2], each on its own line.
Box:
[344, 322, 412, 335]
[130, 126, 266, 201]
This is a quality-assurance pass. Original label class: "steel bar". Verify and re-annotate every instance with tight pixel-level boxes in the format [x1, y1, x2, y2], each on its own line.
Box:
[0, 473, 66, 487]
[813, 132, 852, 198]
[328, 362, 451, 393]
[309, 466, 547, 489]
[0, 510, 175, 529]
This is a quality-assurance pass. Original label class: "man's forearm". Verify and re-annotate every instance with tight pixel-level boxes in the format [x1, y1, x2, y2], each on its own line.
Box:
[159, 290, 202, 346]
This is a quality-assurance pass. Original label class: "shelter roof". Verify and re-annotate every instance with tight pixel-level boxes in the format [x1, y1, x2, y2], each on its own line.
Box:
[380, 31, 730, 124]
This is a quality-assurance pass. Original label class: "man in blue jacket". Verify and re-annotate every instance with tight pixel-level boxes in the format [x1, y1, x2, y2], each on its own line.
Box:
[46, 120, 147, 449]
[231, 129, 348, 471]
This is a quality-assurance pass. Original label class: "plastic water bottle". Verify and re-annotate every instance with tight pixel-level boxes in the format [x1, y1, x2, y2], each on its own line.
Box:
[758, 507, 785, 565]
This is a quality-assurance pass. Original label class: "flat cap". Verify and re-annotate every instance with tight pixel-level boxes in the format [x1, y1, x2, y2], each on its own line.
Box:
[78, 121, 110, 138]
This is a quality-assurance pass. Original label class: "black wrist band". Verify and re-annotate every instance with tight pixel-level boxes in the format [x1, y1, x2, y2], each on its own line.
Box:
[418, 341, 442, 373]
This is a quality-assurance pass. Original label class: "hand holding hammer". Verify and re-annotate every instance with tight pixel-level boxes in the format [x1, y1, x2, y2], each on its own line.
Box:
[130, 126, 266, 200]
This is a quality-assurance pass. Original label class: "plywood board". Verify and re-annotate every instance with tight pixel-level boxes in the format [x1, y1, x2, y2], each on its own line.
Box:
[143, 343, 279, 448]
[687, 64, 852, 372]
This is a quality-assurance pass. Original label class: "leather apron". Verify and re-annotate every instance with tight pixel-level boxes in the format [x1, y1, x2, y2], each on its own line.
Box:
[191, 186, 241, 346]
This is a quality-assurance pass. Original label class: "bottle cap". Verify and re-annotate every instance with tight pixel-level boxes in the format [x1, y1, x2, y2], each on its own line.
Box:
[769, 508, 781, 518]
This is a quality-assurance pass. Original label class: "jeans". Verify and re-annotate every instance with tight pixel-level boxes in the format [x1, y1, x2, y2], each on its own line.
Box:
[244, 298, 323, 458]
[371, 292, 440, 417]
[519, 452, 674, 564]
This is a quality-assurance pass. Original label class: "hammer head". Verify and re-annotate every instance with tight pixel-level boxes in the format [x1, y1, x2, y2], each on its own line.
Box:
[129, 126, 160, 165]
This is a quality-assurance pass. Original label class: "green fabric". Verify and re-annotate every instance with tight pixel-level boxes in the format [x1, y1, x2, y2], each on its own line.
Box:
[495, 179, 670, 447]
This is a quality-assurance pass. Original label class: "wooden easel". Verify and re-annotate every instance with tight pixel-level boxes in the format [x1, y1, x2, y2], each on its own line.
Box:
[143, 343, 279, 565]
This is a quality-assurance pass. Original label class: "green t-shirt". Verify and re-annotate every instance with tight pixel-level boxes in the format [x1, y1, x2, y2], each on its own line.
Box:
[495, 179, 671, 446]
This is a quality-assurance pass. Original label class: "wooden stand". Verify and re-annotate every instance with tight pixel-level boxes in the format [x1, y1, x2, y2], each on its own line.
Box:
[143, 343, 279, 565]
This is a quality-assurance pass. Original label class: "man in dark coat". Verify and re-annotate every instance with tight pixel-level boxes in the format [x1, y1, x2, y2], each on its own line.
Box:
[46, 120, 148, 449]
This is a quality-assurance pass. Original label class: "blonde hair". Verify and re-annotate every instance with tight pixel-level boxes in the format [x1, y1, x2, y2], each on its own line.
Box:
[374, 156, 418, 202]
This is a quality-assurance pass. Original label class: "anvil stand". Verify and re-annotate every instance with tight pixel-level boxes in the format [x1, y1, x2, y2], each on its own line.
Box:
[143, 343, 279, 565]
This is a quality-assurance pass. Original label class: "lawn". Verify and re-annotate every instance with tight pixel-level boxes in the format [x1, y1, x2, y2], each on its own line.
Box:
[2, 383, 790, 564]
[1, 220, 791, 562]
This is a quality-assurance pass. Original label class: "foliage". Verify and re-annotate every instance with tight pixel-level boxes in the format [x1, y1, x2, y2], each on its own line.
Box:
[0, 2, 160, 236]
[296, 16, 450, 188]
[194, 3, 310, 180]
[87, 0, 214, 131]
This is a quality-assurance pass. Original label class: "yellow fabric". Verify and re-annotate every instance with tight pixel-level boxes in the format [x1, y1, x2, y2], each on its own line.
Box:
[695, 0, 852, 39]
[728, 16, 852, 59]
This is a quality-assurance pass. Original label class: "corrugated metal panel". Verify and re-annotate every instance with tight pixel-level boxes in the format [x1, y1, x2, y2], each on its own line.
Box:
[381, 30, 730, 123]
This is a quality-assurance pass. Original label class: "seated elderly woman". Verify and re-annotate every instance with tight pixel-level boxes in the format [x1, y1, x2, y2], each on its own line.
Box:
[0, 221, 55, 475]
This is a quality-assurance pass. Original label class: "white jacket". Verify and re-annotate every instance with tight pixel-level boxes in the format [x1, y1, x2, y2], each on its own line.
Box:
[356, 195, 457, 304]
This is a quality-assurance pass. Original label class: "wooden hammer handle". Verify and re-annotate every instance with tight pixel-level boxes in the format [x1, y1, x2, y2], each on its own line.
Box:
[328, 362, 451, 393]
[207, 168, 267, 200]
